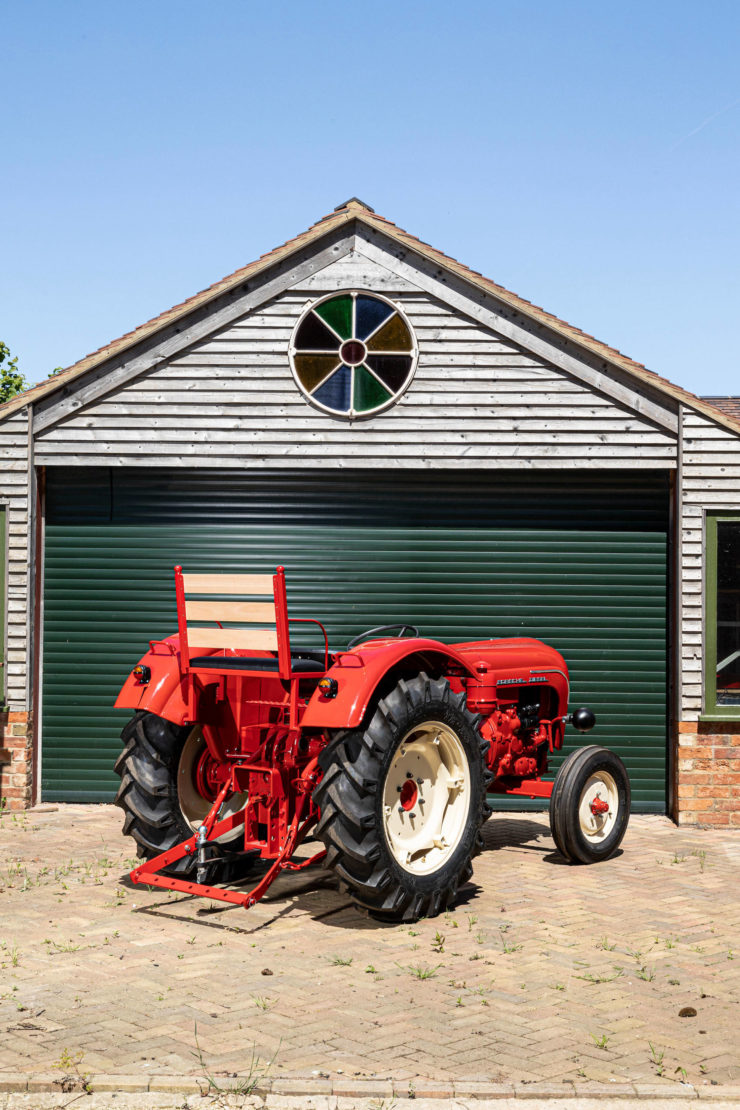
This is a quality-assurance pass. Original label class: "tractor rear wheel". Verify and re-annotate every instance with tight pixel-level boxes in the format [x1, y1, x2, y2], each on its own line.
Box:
[549, 745, 630, 864]
[114, 710, 248, 878]
[313, 673, 490, 922]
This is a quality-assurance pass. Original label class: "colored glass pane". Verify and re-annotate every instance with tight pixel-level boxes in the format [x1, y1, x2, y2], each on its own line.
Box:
[340, 339, 366, 366]
[365, 355, 413, 393]
[315, 295, 352, 340]
[355, 295, 394, 340]
[354, 365, 393, 412]
[312, 364, 352, 411]
[366, 312, 412, 352]
[295, 312, 341, 351]
[294, 354, 341, 392]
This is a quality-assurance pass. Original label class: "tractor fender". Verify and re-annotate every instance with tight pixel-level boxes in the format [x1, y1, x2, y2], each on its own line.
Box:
[114, 636, 190, 724]
[301, 638, 478, 730]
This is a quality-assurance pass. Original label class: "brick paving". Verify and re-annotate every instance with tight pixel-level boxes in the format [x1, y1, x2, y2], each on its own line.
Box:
[0, 805, 738, 1102]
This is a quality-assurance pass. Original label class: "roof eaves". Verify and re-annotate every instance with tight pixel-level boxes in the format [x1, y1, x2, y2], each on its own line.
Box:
[353, 210, 740, 439]
[3, 201, 740, 442]
[0, 207, 355, 421]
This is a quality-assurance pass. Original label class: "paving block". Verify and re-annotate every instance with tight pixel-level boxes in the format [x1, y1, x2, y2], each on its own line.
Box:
[88, 1074, 149, 1092]
[573, 1082, 638, 1097]
[515, 1081, 576, 1098]
[25, 1075, 70, 1093]
[272, 1077, 333, 1095]
[453, 1080, 516, 1098]
[148, 1075, 203, 1093]
[332, 1077, 396, 1097]
[0, 1076, 28, 1093]
[633, 1081, 698, 1099]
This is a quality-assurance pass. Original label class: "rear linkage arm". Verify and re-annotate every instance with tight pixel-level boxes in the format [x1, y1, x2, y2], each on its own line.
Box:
[129, 758, 326, 909]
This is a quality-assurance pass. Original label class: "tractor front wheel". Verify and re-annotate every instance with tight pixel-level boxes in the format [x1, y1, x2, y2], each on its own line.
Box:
[114, 711, 247, 878]
[549, 745, 630, 864]
[313, 673, 490, 922]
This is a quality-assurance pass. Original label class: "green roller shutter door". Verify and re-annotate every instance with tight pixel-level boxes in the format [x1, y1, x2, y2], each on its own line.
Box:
[42, 468, 669, 810]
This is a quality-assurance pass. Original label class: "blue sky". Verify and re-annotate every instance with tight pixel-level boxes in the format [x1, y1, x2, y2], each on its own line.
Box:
[2, 0, 739, 396]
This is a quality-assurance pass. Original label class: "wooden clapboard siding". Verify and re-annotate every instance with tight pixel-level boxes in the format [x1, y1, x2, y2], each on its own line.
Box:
[0, 409, 31, 708]
[680, 406, 740, 714]
[35, 255, 676, 468]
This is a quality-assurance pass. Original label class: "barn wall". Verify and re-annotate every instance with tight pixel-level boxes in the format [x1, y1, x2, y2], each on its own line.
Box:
[0, 407, 33, 809]
[34, 253, 677, 468]
[0, 408, 31, 708]
[678, 406, 740, 827]
[680, 406, 740, 714]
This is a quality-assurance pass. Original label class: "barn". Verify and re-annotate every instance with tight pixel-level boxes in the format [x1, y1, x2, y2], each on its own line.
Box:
[1, 199, 739, 824]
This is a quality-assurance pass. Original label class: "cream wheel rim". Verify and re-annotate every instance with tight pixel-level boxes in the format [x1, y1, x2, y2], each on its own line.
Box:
[382, 720, 471, 875]
[578, 770, 619, 842]
[177, 727, 247, 843]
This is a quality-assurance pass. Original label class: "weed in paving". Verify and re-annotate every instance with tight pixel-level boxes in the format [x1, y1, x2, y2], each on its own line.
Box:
[53, 1048, 91, 1095]
[192, 1022, 277, 1097]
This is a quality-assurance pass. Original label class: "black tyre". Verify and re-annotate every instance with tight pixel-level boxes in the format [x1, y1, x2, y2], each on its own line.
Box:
[549, 745, 630, 864]
[313, 673, 490, 922]
[114, 710, 248, 878]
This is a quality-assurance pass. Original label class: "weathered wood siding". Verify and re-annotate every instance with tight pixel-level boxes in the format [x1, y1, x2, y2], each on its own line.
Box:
[0, 408, 30, 710]
[34, 252, 677, 468]
[681, 406, 740, 715]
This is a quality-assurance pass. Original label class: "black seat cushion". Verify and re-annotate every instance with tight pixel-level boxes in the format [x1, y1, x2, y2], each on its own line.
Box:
[190, 655, 325, 673]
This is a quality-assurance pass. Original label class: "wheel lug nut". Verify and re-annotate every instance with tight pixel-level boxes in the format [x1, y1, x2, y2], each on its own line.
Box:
[396, 785, 402, 792]
[416, 778, 423, 785]
[406, 772, 414, 779]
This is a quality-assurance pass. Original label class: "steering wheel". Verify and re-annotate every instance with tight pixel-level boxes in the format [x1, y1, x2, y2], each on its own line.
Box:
[346, 624, 421, 650]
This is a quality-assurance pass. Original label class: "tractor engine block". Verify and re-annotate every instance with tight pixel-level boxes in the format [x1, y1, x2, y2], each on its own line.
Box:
[480, 695, 549, 781]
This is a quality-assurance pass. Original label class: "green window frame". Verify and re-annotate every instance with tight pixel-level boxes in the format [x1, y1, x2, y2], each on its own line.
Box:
[704, 513, 740, 718]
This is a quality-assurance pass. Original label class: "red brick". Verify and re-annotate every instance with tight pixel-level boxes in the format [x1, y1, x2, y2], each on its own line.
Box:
[684, 797, 714, 812]
[677, 784, 695, 799]
[681, 767, 713, 781]
[678, 744, 708, 758]
[713, 771, 740, 786]
[0, 786, 31, 801]
[712, 745, 740, 760]
[701, 812, 731, 827]
[696, 785, 732, 798]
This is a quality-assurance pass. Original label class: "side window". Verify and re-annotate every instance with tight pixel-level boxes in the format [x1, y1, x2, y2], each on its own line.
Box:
[705, 515, 740, 715]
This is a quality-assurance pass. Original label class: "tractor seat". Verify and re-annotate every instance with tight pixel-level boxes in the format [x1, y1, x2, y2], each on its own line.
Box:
[190, 652, 326, 673]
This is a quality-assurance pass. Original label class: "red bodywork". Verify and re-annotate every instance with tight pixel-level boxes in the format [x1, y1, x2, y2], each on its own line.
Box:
[115, 567, 572, 908]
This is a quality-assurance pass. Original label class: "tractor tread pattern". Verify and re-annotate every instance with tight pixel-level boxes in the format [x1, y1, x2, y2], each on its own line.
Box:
[114, 711, 209, 878]
[314, 672, 490, 923]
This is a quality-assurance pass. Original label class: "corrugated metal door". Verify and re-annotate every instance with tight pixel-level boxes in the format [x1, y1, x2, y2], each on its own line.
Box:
[42, 468, 669, 809]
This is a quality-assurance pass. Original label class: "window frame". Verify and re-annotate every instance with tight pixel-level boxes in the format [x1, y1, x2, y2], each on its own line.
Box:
[703, 511, 740, 719]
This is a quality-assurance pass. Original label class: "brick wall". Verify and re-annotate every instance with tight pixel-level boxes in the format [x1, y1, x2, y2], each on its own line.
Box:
[677, 721, 740, 827]
[0, 711, 33, 811]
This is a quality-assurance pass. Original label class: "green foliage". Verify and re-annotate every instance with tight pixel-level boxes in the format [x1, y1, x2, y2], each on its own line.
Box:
[0, 343, 27, 404]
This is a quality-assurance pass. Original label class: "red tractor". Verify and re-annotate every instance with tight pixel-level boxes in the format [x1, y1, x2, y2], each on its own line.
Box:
[114, 565, 630, 922]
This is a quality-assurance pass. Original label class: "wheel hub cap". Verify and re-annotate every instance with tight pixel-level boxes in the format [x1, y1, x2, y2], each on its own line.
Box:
[579, 771, 619, 842]
[382, 721, 470, 875]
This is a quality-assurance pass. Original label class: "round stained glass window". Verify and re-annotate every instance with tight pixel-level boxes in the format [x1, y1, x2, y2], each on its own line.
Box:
[290, 292, 417, 418]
